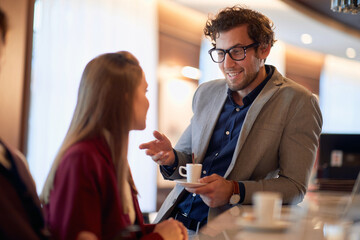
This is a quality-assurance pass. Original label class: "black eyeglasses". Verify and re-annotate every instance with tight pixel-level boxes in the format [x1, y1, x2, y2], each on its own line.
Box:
[208, 42, 260, 63]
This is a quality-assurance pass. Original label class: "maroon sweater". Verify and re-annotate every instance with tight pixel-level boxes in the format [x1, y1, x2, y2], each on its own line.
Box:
[45, 136, 162, 240]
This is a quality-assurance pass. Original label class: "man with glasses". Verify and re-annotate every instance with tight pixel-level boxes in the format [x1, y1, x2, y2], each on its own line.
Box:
[140, 5, 322, 235]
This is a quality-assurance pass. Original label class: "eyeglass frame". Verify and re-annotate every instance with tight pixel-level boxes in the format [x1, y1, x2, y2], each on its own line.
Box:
[208, 42, 260, 63]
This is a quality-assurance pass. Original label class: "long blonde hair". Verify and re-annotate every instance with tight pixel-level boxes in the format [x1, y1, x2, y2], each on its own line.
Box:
[41, 51, 142, 207]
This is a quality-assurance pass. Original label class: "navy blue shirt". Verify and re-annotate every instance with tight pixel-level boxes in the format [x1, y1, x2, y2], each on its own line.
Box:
[163, 65, 274, 225]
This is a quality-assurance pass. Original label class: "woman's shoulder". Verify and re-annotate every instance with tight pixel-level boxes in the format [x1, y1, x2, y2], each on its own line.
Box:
[60, 136, 112, 173]
[64, 136, 109, 159]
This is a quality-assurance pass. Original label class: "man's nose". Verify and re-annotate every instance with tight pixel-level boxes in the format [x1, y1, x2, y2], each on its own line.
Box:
[223, 53, 236, 68]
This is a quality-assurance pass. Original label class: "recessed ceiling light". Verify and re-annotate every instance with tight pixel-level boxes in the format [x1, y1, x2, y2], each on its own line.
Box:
[346, 48, 356, 59]
[301, 33, 312, 44]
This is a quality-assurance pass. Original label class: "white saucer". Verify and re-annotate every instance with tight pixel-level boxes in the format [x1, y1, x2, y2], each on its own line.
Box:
[237, 218, 291, 232]
[175, 179, 207, 188]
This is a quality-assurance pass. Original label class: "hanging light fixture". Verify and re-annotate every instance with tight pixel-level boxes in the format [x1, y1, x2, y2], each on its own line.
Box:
[331, 0, 360, 14]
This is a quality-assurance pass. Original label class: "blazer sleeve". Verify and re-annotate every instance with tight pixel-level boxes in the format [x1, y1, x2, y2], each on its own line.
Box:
[241, 92, 323, 204]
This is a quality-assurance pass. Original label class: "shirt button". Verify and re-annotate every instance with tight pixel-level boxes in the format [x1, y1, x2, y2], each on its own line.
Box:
[215, 153, 218, 157]
[203, 170, 207, 174]
[192, 193, 196, 197]
[236, 108, 240, 112]
[225, 131, 230, 135]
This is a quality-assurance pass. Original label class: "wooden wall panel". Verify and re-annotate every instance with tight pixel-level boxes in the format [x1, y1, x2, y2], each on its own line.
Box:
[0, 0, 33, 151]
[159, 33, 201, 68]
[285, 44, 324, 95]
[158, 0, 206, 68]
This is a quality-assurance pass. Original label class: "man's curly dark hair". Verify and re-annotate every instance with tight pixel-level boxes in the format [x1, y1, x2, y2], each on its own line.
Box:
[204, 5, 276, 47]
[0, 8, 8, 43]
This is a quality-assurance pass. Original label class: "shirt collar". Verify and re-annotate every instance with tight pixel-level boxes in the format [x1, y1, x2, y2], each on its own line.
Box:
[227, 65, 274, 107]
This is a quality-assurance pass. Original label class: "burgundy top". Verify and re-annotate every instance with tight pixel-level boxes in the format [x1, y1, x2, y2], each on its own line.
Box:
[45, 136, 162, 240]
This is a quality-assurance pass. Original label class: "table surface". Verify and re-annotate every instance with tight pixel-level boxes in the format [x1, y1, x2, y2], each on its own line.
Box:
[197, 191, 359, 240]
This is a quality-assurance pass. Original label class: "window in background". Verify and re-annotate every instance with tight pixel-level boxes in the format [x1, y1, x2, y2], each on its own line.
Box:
[319, 55, 360, 134]
[27, 0, 158, 212]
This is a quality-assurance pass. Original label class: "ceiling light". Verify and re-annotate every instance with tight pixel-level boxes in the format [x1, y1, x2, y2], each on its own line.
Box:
[301, 33, 313, 44]
[181, 66, 201, 80]
[346, 48, 357, 58]
[331, 0, 360, 14]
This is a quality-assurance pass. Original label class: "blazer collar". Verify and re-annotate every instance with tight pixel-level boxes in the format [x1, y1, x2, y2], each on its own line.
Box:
[224, 66, 284, 177]
[196, 83, 228, 163]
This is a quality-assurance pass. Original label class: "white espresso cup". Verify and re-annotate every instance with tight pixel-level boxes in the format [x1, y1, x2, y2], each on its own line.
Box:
[252, 191, 282, 225]
[179, 163, 202, 183]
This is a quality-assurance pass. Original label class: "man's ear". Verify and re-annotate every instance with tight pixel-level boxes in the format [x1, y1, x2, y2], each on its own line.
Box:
[259, 43, 271, 60]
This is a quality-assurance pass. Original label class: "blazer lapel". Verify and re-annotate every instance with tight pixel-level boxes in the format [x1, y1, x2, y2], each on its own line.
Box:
[224, 68, 284, 178]
[195, 83, 228, 163]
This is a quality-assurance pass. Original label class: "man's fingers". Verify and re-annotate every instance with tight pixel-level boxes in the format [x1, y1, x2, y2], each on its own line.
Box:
[153, 130, 164, 141]
[139, 132, 164, 150]
[145, 149, 157, 156]
[139, 142, 152, 149]
[186, 186, 209, 195]
[151, 151, 164, 161]
[199, 173, 220, 183]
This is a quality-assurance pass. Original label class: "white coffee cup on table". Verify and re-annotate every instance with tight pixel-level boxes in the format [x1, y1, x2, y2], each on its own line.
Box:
[179, 163, 202, 183]
[252, 191, 282, 225]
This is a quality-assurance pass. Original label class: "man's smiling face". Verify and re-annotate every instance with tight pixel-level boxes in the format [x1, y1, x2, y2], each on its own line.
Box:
[216, 24, 264, 94]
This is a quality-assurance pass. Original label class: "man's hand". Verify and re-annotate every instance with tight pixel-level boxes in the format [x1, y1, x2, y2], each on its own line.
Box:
[185, 174, 233, 208]
[139, 130, 175, 166]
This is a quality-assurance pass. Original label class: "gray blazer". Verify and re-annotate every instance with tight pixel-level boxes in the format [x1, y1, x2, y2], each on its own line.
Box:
[155, 66, 323, 223]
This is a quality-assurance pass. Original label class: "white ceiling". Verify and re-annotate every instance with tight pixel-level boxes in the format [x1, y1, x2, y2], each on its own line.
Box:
[170, 0, 360, 62]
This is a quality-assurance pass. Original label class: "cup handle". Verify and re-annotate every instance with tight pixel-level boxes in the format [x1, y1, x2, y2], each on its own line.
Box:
[179, 166, 187, 177]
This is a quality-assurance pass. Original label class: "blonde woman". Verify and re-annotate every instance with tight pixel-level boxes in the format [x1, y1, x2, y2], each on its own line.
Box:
[41, 52, 187, 240]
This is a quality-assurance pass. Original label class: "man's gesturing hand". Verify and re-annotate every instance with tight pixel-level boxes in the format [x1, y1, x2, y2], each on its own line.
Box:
[139, 130, 175, 166]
